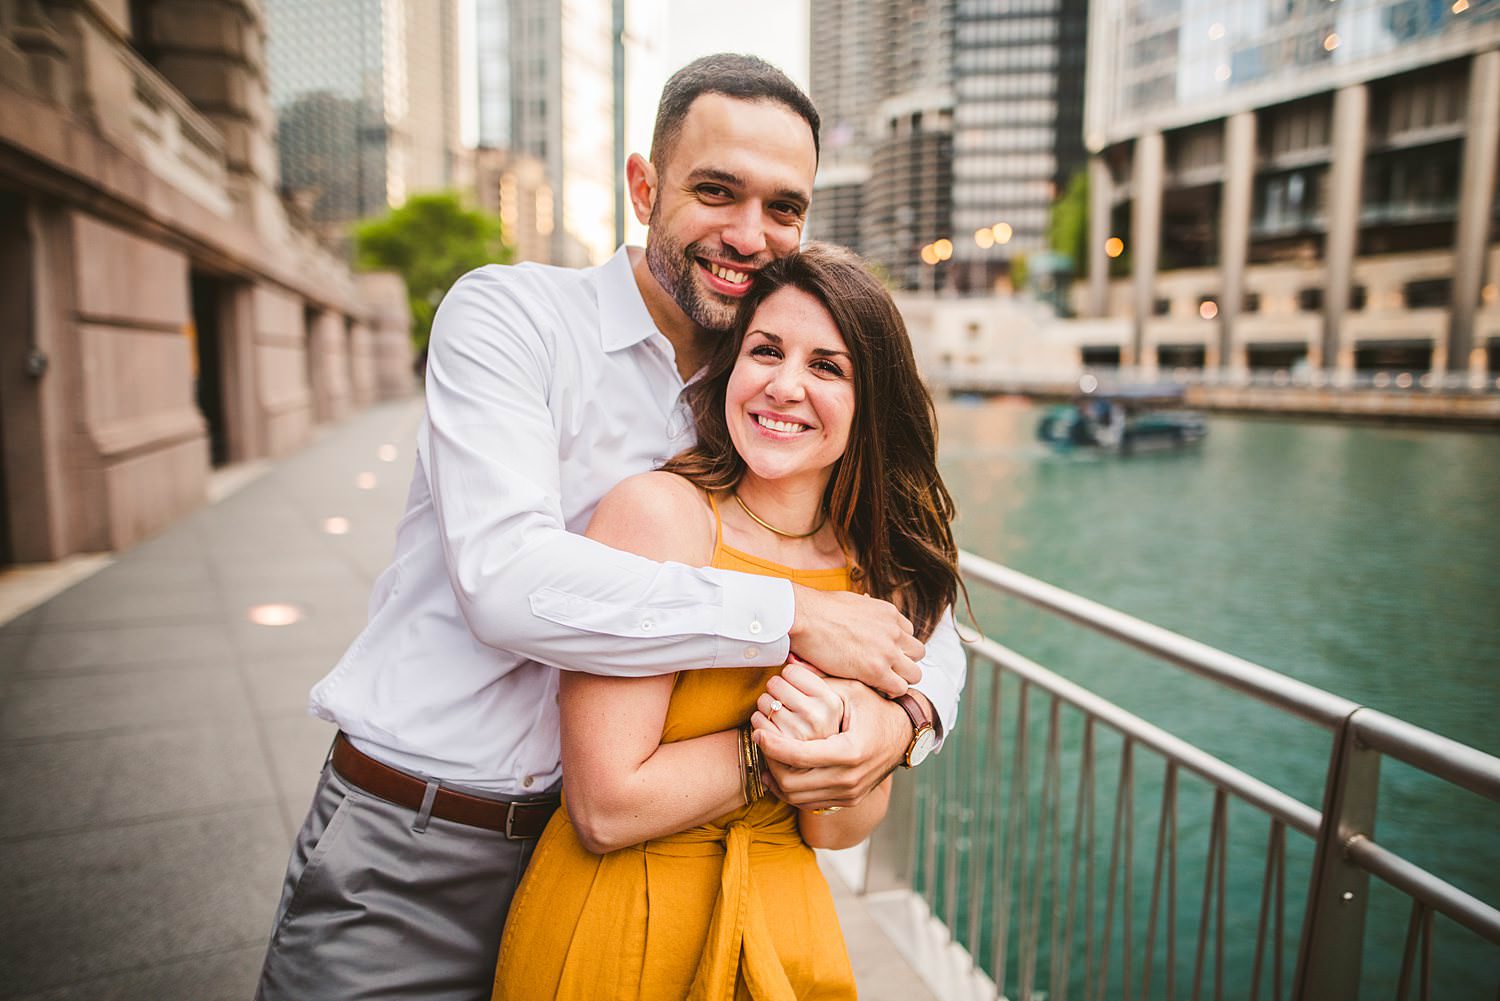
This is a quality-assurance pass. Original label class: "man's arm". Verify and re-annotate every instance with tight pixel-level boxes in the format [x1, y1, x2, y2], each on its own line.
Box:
[421, 266, 921, 691]
[755, 608, 966, 809]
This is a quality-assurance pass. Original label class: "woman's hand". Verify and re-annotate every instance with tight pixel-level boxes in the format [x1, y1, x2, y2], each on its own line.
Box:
[752, 657, 846, 742]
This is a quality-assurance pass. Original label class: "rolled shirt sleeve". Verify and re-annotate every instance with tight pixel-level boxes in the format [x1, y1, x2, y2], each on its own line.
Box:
[912, 607, 965, 746]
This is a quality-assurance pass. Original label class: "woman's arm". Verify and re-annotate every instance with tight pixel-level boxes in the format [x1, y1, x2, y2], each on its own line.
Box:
[559, 472, 750, 855]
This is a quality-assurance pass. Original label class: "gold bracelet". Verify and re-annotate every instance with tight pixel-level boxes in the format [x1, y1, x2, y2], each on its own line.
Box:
[739, 723, 765, 804]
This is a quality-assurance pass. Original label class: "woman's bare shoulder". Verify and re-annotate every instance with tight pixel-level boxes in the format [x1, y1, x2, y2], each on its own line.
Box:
[584, 471, 715, 564]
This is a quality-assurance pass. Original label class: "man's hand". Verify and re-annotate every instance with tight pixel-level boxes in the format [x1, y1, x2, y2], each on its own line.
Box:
[788, 585, 923, 697]
[752, 679, 916, 810]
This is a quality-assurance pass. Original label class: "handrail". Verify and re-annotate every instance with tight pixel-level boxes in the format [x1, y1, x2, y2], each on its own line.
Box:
[1350, 708, 1500, 804]
[959, 550, 1361, 727]
[869, 553, 1500, 1001]
[970, 635, 1323, 837]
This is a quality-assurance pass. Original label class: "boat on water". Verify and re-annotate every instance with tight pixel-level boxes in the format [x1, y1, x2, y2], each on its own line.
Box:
[1037, 387, 1208, 453]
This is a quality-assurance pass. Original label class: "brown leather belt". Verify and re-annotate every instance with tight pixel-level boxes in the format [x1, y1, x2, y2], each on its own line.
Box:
[331, 733, 559, 839]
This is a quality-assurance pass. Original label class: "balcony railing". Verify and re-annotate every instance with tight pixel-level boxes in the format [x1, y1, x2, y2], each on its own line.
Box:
[858, 554, 1500, 1001]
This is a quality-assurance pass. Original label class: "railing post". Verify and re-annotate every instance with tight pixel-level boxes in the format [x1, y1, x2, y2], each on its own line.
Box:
[1293, 708, 1381, 1000]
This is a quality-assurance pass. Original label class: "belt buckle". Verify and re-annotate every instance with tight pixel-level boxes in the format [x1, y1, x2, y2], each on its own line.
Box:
[503, 802, 521, 840]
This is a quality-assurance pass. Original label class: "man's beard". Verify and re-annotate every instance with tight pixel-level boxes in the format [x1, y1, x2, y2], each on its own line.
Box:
[644, 210, 748, 334]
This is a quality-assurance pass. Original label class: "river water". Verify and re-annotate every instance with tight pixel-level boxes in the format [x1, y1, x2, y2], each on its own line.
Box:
[926, 398, 1500, 998]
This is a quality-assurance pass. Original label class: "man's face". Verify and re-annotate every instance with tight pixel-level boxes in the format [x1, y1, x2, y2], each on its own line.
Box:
[644, 94, 817, 333]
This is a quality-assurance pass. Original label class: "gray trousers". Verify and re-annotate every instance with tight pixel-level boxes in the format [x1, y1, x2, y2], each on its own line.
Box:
[255, 760, 552, 1001]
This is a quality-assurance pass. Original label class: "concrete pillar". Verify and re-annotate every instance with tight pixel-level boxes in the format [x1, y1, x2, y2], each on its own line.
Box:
[1323, 84, 1368, 378]
[1131, 132, 1165, 371]
[308, 309, 352, 424]
[1219, 111, 1257, 374]
[1451, 50, 1500, 377]
[249, 284, 313, 457]
[1088, 155, 1113, 318]
[218, 282, 264, 463]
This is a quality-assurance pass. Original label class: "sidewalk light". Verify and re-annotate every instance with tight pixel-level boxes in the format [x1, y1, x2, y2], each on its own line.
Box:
[378, 444, 398, 462]
[248, 603, 302, 626]
[356, 472, 377, 489]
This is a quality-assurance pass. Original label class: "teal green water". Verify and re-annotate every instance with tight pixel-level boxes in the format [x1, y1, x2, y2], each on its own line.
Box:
[923, 399, 1500, 998]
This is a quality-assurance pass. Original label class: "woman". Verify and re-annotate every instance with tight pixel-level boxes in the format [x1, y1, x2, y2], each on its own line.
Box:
[493, 243, 962, 1000]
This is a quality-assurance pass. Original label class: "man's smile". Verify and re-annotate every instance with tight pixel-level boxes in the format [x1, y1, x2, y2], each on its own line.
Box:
[697, 257, 756, 295]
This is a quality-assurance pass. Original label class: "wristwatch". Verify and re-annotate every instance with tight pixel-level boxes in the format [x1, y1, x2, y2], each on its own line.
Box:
[894, 694, 937, 768]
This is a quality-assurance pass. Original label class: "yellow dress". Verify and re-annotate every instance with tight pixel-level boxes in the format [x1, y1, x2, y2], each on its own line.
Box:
[492, 505, 857, 1001]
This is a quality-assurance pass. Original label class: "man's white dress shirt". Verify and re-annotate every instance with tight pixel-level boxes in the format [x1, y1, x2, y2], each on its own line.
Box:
[310, 247, 964, 794]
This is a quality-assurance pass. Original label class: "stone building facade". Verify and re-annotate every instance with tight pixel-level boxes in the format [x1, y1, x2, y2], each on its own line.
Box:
[0, 0, 415, 566]
[1079, 1, 1500, 382]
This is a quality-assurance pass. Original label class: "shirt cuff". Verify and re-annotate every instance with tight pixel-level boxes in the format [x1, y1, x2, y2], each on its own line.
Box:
[706, 569, 794, 669]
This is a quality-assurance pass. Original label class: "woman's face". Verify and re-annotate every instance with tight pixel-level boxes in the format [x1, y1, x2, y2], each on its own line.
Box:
[725, 286, 856, 491]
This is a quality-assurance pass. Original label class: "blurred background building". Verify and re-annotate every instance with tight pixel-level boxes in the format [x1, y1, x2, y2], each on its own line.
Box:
[472, 0, 618, 265]
[265, 0, 465, 245]
[807, 0, 1090, 293]
[0, 1, 414, 566]
[1077, 0, 1500, 380]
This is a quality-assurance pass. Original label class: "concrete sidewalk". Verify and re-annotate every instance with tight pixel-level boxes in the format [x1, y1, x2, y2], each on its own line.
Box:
[0, 399, 935, 1001]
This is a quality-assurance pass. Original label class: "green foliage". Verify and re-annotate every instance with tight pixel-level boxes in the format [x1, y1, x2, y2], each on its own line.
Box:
[1009, 252, 1029, 292]
[1047, 170, 1090, 279]
[353, 192, 511, 351]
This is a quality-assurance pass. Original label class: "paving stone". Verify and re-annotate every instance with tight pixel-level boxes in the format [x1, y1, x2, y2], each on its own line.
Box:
[0, 807, 285, 994]
[0, 664, 253, 740]
[37, 580, 220, 628]
[9, 943, 265, 1001]
[240, 651, 344, 717]
[20, 623, 237, 674]
[0, 722, 275, 840]
[258, 712, 339, 807]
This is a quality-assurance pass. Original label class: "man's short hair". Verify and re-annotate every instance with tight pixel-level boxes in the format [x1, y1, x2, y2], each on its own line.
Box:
[650, 54, 821, 168]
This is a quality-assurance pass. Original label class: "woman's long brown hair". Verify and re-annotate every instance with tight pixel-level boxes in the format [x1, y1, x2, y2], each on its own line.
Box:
[661, 243, 962, 642]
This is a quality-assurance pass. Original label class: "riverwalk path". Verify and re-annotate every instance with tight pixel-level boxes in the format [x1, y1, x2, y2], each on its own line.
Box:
[0, 398, 934, 1001]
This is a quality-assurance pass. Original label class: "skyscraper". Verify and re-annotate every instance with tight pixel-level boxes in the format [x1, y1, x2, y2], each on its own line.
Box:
[807, 0, 1090, 294]
[266, 0, 462, 240]
[474, 0, 617, 266]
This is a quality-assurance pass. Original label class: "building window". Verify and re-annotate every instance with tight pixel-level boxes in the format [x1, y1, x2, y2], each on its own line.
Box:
[1152, 297, 1171, 316]
[1404, 278, 1452, 308]
[1243, 291, 1262, 313]
[1349, 285, 1367, 311]
[1297, 288, 1324, 311]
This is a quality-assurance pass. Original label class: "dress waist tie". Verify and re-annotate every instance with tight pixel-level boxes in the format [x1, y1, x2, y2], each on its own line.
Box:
[678, 819, 801, 1001]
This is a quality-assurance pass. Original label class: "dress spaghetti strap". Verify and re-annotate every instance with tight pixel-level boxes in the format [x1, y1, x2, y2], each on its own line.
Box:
[705, 491, 726, 560]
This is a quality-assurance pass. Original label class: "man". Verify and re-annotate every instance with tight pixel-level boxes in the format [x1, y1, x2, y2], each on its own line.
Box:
[255, 54, 964, 1001]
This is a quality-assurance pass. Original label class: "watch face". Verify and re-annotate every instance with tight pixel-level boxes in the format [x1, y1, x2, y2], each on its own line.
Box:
[908, 726, 937, 767]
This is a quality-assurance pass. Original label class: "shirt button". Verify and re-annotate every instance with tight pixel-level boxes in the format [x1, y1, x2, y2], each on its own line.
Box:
[748, 620, 763, 635]
[641, 618, 654, 631]
[743, 645, 760, 660]
[523, 776, 535, 789]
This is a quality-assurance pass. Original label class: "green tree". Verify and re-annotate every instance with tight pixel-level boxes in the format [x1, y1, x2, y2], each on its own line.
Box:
[353, 192, 511, 352]
[1047, 169, 1089, 279]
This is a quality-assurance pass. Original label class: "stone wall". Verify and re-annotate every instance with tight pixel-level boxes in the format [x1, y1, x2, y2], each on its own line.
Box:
[0, 2, 415, 563]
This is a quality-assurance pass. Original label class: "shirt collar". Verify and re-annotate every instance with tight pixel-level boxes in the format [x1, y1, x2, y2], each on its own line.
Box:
[597, 246, 662, 354]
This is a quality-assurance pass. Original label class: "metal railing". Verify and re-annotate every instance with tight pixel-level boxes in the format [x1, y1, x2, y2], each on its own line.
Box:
[862, 552, 1500, 1001]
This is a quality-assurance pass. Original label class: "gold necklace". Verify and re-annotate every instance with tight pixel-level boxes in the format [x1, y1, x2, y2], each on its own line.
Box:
[732, 492, 827, 539]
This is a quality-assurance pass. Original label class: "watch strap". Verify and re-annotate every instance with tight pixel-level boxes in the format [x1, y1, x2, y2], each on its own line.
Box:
[894, 693, 931, 731]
